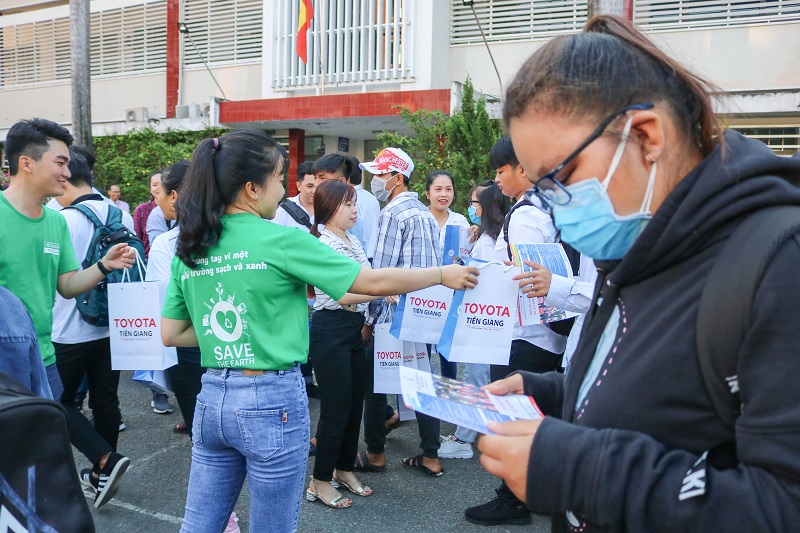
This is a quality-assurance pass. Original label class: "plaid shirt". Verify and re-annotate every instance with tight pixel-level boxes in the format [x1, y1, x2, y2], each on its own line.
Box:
[133, 201, 156, 257]
[367, 191, 442, 325]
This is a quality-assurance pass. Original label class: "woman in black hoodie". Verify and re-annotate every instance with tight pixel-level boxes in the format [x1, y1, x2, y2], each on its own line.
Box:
[478, 14, 800, 533]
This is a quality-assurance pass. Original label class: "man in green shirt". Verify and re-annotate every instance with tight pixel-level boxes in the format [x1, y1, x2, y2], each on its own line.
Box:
[0, 118, 135, 508]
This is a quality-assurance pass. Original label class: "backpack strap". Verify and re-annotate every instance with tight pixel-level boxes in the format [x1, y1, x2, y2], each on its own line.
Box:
[63, 203, 104, 228]
[279, 199, 312, 229]
[105, 205, 123, 226]
[503, 197, 532, 260]
[697, 205, 800, 430]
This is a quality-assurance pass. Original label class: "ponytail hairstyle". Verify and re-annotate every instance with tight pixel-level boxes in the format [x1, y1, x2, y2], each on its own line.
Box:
[477, 182, 510, 241]
[310, 179, 356, 238]
[503, 15, 722, 156]
[176, 130, 288, 268]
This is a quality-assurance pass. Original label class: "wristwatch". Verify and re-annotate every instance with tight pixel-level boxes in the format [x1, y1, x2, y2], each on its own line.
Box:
[96, 259, 112, 276]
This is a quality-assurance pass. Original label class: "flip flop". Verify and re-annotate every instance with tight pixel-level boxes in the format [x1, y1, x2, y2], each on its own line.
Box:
[353, 450, 386, 472]
[401, 454, 444, 477]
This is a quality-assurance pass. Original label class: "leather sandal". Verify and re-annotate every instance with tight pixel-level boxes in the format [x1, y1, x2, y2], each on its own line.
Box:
[333, 472, 373, 497]
[305, 480, 352, 509]
[401, 454, 444, 477]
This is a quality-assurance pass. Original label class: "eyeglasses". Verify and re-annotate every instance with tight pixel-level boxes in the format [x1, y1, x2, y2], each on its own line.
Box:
[526, 102, 654, 206]
[468, 200, 480, 206]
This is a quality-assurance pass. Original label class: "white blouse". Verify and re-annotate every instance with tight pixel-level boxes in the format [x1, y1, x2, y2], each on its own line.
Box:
[313, 228, 370, 312]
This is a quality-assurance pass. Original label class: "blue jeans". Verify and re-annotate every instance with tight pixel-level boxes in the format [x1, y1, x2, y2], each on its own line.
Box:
[45, 363, 64, 402]
[180, 366, 309, 533]
[454, 363, 490, 444]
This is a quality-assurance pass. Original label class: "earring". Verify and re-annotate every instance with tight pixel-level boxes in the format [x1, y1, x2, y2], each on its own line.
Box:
[646, 154, 657, 163]
[254, 195, 259, 200]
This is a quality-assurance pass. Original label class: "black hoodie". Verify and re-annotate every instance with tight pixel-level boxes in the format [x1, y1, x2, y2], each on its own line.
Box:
[517, 132, 800, 532]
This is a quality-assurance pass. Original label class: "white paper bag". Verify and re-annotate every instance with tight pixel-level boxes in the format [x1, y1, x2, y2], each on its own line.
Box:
[109, 278, 177, 370]
[438, 260, 520, 365]
[374, 323, 405, 394]
[390, 284, 454, 344]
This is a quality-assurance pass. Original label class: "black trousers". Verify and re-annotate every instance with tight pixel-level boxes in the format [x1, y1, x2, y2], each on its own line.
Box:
[364, 341, 441, 459]
[310, 310, 369, 481]
[491, 339, 562, 507]
[54, 338, 120, 466]
[165, 347, 204, 434]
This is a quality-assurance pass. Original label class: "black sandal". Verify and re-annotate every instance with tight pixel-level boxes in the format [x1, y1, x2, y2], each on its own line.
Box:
[401, 454, 444, 477]
[353, 450, 386, 472]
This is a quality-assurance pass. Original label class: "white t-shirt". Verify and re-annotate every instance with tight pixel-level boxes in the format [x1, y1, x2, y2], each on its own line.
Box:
[52, 200, 135, 344]
[471, 232, 497, 262]
[146, 205, 173, 245]
[436, 209, 470, 248]
[271, 195, 314, 232]
[146, 226, 180, 282]
[45, 188, 113, 211]
[494, 197, 566, 355]
[354, 185, 381, 259]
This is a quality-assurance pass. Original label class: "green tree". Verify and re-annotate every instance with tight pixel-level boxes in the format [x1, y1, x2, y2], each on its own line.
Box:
[93, 127, 228, 207]
[445, 76, 502, 212]
[376, 77, 501, 213]
[377, 107, 450, 198]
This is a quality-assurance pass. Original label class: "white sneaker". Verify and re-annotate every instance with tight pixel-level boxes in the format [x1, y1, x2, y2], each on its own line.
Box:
[438, 434, 473, 459]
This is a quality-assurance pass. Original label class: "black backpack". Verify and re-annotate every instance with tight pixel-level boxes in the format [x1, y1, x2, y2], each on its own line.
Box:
[0, 372, 95, 532]
[279, 199, 312, 229]
[503, 198, 580, 337]
[697, 206, 800, 430]
[62, 204, 146, 327]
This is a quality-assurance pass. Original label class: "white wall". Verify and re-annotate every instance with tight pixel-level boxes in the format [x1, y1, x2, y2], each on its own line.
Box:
[451, 23, 800, 114]
[181, 64, 262, 107]
[0, 73, 166, 127]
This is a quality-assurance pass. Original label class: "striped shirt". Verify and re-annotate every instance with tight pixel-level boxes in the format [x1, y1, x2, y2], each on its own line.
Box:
[313, 228, 370, 312]
[369, 191, 442, 324]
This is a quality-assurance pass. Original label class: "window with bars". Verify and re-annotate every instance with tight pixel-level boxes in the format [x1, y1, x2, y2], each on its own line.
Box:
[272, 0, 413, 90]
[450, 0, 588, 45]
[90, 2, 167, 77]
[634, 0, 800, 30]
[182, 0, 263, 67]
[0, 1, 166, 88]
[732, 125, 800, 155]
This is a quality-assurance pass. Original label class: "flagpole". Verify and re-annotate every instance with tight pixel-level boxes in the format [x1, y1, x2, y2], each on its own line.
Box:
[318, 0, 325, 96]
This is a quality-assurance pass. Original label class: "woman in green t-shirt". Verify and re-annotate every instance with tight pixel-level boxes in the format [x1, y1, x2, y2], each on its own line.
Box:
[161, 130, 478, 533]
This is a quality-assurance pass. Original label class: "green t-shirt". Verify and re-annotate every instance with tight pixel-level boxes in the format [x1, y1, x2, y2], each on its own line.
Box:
[162, 213, 362, 370]
[0, 193, 80, 366]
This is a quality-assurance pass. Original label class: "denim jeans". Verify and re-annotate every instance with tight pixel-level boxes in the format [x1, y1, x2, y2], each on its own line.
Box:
[454, 363, 491, 444]
[180, 366, 309, 533]
[45, 363, 63, 402]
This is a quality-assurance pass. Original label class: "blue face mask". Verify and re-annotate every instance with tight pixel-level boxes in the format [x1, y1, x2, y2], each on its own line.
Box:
[468, 205, 481, 225]
[549, 118, 657, 261]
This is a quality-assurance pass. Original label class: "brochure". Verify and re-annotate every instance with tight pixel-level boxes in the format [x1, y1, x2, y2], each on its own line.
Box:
[398, 366, 543, 436]
[510, 243, 578, 325]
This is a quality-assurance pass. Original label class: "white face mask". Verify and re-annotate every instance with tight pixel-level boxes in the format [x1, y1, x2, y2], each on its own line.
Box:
[371, 174, 399, 202]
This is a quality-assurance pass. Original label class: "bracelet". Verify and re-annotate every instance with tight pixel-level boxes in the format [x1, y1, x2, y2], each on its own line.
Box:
[96, 259, 112, 276]
[438, 266, 443, 285]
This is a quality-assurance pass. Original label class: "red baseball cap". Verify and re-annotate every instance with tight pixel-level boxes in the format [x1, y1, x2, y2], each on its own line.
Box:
[359, 147, 415, 177]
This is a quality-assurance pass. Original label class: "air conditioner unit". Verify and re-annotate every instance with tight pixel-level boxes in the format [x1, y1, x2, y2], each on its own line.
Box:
[187, 104, 203, 118]
[125, 108, 149, 122]
[175, 105, 190, 119]
[201, 103, 211, 118]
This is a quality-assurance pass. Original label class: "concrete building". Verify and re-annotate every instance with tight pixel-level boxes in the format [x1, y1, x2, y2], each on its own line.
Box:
[1, 0, 798, 191]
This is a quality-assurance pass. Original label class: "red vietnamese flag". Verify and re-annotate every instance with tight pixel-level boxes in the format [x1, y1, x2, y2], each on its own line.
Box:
[296, 0, 314, 64]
